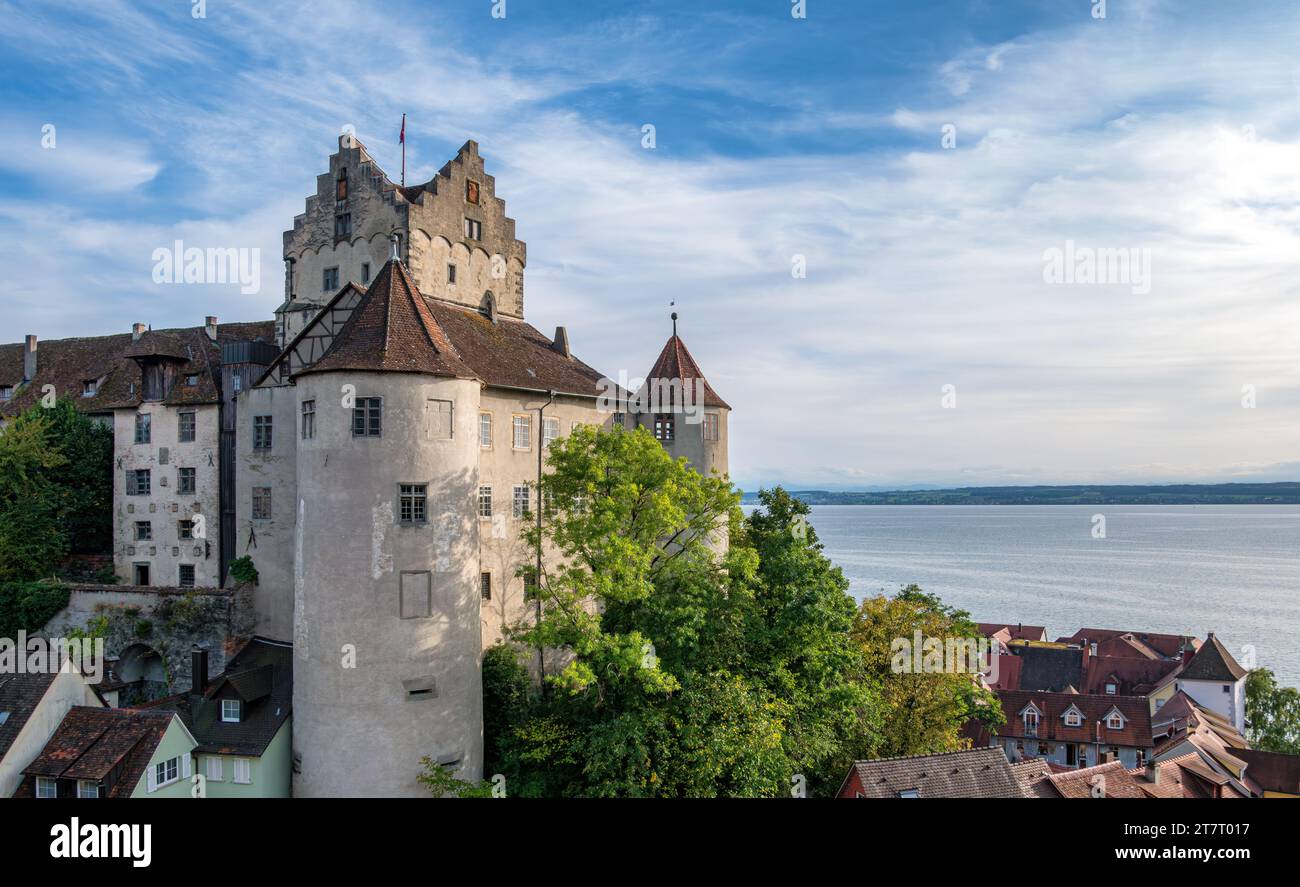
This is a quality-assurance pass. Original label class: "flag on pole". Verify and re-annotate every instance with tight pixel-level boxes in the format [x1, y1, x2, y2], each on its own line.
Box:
[400, 113, 406, 186]
[399, 113, 406, 145]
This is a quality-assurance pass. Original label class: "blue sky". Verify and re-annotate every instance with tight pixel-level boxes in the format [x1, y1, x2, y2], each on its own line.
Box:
[2, 0, 1298, 490]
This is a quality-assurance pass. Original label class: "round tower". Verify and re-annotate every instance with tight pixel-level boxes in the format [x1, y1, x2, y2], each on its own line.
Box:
[290, 258, 484, 797]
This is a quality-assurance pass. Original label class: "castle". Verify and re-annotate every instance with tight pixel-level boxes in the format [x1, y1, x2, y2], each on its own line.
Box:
[0, 135, 731, 797]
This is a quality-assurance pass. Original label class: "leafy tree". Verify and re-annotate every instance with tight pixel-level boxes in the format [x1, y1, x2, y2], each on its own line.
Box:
[1245, 668, 1300, 753]
[851, 584, 1003, 757]
[0, 581, 71, 638]
[489, 428, 882, 796]
[0, 407, 67, 580]
[40, 400, 113, 554]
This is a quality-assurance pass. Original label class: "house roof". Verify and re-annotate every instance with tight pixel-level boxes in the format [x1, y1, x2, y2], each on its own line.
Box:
[641, 333, 729, 409]
[993, 689, 1153, 748]
[20, 706, 177, 796]
[1009, 758, 1057, 797]
[840, 747, 1027, 798]
[977, 623, 1047, 643]
[1233, 748, 1300, 796]
[0, 671, 57, 762]
[296, 259, 475, 380]
[1056, 628, 1197, 660]
[145, 637, 292, 757]
[1008, 644, 1084, 693]
[0, 321, 276, 418]
[1179, 633, 1247, 682]
[1083, 655, 1182, 696]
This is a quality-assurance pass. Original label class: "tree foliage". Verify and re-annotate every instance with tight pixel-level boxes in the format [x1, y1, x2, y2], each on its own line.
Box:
[1245, 667, 1300, 753]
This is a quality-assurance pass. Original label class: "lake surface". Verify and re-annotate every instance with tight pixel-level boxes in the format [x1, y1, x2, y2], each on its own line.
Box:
[772, 505, 1300, 687]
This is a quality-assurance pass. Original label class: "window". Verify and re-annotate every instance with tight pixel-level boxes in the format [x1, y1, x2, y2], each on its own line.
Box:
[179, 520, 194, 540]
[253, 415, 273, 450]
[479, 572, 492, 601]
[135, 521, 153, 541]
[0, 386, 12, 401]
[178, 467, 196, 495]
[133, 563, 151, 586]
[399, 484, 428, 524]
[178, 411, 196, 442]
[127, 469, 151, 496]
[703, 412, 720, 442]
[1024, 710, 1039, 737]
[1106, 714, 1123, 730]
[222, 699, 241, 723]
[1064, 710, 1082, 727]
[427, 399, 453, 440]
[464, 217, 482, 240]
[478, 485, 493, 518]
[543, 417, 560, 448]
[513, 485, 530, 519]
[447, 263, 457, 284]
[301, 400, 316, 440]
[252, 487, 272, 520]
[154, 757, 179, 788]
[82, 379, 98, 397]
[334, 213, 351, 238]
[336, 169, 348, 201]
[654, 414, 674, 441]
[233, 758, 251, 785]
[400, 572, 432, 619]
[352, 397, 382, 437]
[512, 415, 531, 450]
[1104, 682, 1117, 695]
[184, 374, 199, 387]
[135, 413, 152, 444]
[323, 266, 339, 291]
[77, 780, 99, 798]
[36, 777, 57, 798]
[206, 757, 224, 782]
[232, 374, 242, 393]
[523, 571, 539, 599]
[479, 412, 492, 448]
[611, 411, 625, 429]
[179, 564, 195, 588]
[897, 789, 920, 798]
[361, 262, 371, 284]
[1222, 684, 1231, 693]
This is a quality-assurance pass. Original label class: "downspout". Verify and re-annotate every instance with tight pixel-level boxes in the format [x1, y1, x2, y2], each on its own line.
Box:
[535, 390, 557, 681]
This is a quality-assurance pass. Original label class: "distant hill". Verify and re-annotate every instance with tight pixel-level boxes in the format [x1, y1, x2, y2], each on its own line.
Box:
[741, 483, 1300, 505]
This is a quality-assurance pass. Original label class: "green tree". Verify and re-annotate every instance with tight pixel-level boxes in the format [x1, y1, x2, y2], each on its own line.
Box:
[0, 407, 67, 580]
[1245, 668, 1300, 753]
[41, 399, 113, 554]
[851, 584, 1003, 757]
[490, 428, 882, 796]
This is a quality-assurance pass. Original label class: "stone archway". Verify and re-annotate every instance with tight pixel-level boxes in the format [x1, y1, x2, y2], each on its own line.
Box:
[114, 642, 169, 704]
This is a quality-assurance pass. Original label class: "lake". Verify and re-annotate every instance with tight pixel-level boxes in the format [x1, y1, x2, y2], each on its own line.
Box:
[777, 505, 1300, 687]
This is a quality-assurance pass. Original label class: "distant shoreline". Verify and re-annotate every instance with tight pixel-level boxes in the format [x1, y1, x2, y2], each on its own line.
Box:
[740, 483, 1300, 506]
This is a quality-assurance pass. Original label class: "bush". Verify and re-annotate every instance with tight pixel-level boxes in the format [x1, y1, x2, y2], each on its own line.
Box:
[229, 556, 259, 585]
[0, 581, 71, 638]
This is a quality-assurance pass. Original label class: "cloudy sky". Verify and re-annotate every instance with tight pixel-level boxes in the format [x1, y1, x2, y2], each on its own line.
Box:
[1, 0, 1297, 490]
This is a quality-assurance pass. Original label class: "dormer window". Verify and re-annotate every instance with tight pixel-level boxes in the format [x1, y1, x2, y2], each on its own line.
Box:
[1023, 710, 1039, 737]
[1064, 708, 1082, 727]
[1106, 714, 1123, 730]
[82, 379, 98, 397]
[1104, 682, 1117, 695]
[184, 374, 199, 387]
[221, 699, 241, 723]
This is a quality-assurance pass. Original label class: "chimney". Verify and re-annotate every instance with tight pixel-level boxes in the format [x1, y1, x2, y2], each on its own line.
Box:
[132, 322, 147, 342]
[553, 326, 571, 359]
[22, 335, 36, 382]
[1145, 760, 1159, 785]
[191, 649, 209, 695]
[205, 316, 218, 342]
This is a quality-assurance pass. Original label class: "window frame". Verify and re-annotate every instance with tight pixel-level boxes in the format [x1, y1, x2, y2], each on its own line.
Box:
[512, 484, 530, 519]
[221, 699, 241, 723]
[301, 399, 316, 440]
[512, 414, 531, 450]
[478, 485, 493, 519]
[178, 564, 196, 589]
[135, 413, 152, 444]
[480, 571, 492, 600]
[135, 520, 153, 542]
[206, 756, 224, 782]
[352, 397, 382, 438]
[543, 416, 560, 448]
[154, 756, 180, 788]
[252, 487, 273, 521]
[232, 758, 252, 785]
[253, 415, 273, 451]
[177, 467, 196, 496]
[126, 469, 151, 496]
[36, 777, 58, 798]
[178, 411, 197, 443]
[77, 779, 99, 799]
[464, 217, 482, 241]
[702, 412, 720, 442]
[654, 414, 674, 442]
[398, 483, 428, 525]
[322, 266, 340, 292]
[479, 412, 493, 448]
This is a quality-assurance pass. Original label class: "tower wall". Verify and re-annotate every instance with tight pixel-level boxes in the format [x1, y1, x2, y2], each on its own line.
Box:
[291, 371, 484, 797]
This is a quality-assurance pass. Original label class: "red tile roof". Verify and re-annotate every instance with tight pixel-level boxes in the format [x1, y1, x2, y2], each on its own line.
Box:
[1179, 633, 1247, 682]
[21, 706, 177, 797]
[641, 334, 729, 409]
[1056, 628, 1197, 660]
[994, 689, 1153, 749]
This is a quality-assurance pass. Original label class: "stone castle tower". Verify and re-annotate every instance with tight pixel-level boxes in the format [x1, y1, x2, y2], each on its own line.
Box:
[233, 134, 731, 796]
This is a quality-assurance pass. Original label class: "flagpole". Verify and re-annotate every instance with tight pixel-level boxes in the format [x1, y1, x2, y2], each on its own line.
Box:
[400, 113, 406, 187]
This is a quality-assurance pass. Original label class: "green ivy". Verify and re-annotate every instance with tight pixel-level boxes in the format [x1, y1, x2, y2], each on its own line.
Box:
[0, 581, 71, 638]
